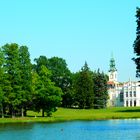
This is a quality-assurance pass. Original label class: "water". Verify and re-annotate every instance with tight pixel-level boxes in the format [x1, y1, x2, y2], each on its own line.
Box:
[0, 119, 140, 140]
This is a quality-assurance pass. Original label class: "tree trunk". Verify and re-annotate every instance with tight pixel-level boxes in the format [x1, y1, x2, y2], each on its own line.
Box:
[42, 109, 44, 117]
[21, 107, 24, 117]
[24, 109, 27, 117]
[12, 110, 15, 118]
[1, 104, 4, 118]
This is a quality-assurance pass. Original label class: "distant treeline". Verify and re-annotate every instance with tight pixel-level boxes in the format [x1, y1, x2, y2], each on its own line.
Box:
[0, 43, 108, 118]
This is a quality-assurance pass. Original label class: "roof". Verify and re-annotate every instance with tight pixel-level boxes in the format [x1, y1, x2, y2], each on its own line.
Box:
[107, 81, 115, 85]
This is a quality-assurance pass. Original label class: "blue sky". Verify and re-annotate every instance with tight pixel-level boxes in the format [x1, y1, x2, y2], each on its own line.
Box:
[0, 0, 140, 81]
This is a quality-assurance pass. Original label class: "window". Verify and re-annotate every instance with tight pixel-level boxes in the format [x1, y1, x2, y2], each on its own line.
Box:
[134, 91, 136, 97]
[126, 92, 128, 97]
[130, 91, 132, 97]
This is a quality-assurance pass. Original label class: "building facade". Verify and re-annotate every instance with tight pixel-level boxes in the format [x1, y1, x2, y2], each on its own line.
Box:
[107, 56, 140, 107]
[123, 81, 140, 107]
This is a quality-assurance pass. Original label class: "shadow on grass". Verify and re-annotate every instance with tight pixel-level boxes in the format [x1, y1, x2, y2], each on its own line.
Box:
[116, 109, 140, 113]
[27, 115, 43, 117]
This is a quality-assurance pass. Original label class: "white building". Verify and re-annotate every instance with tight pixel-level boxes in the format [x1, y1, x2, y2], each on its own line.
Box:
[107, 56, 140, 107]
[123, 81, 140, 107]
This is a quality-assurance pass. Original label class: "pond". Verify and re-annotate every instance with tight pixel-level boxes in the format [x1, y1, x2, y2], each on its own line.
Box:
[0, 119, 140, 140]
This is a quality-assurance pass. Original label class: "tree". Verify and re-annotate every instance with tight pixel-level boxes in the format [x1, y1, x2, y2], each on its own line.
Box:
[93, 70, 108, 109]
[34, 56, 73, 108]
[0, 48, 5, 118]
[19, 46, 32, 117]
[74, 62, 94, 109]
[32, 65, 63, 117]
[133, 7, 140, 77]
[34, 56, 49, 73]
[47, 57, 73, 107]
[2, 43, 21, 117]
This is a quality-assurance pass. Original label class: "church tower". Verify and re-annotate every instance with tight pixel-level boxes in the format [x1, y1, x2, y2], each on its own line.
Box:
[108, 56, 117, 82]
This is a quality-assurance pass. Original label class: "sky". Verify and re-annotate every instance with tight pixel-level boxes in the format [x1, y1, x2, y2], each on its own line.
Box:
[0, 0, 140, 82]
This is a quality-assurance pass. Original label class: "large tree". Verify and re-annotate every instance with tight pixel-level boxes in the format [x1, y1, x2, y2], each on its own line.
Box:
[34, 56, 73, 108]
[133, 7, 140, 77]
[93, 70, 108, 109]
[48, 57, 73, 107]
[0, 48, 5, 118]
[34, 56, 49, 73]
[2, 43, 21, 117]
[19, 46, 32, 117]
[74, 62, 94, 109]
[32, 65, 63, 117]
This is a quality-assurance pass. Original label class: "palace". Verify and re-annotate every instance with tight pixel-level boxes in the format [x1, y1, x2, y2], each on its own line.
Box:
[107, 56, 140, 107]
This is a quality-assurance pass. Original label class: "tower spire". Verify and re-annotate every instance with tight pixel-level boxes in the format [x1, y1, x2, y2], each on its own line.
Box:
[109, 55, 117, 72]
[108, 54, 118, 82]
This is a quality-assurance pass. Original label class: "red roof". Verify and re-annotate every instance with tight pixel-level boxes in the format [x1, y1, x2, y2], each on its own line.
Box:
[107, 81, 115, 85]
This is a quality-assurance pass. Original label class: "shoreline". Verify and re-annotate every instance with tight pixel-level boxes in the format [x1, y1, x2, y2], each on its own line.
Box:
[0, 117, 140, 124]
[0, 107, 140, 124]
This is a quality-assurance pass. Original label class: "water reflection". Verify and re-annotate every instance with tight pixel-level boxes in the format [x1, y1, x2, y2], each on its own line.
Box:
[0, 123, 34, 132]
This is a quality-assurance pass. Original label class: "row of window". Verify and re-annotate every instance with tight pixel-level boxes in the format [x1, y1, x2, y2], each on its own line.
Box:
[125, 92, 136, 97]
[125, 91, 136, 94]
[126, 100, 136, 107]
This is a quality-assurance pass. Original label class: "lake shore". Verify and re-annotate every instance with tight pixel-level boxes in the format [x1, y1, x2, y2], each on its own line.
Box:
[0, 107, 140, 123]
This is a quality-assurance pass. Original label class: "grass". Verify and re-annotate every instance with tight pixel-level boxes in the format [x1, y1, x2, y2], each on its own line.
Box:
[1, 107, 140, 123]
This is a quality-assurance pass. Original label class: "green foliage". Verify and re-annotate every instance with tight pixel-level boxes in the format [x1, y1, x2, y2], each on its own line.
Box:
[47, 57, 73, 107]
[19, 46, 32, 116]
[0, 42, 109, 118]
[0, 49, 5, 117]
[2, 43, 21, 117]
[133, 7, 140, 77]
[93, 70, 109, 109]
[34, 56, 49, 73]
[74, 62, 94, 109]
[34, 56, 73, 108]
[32, 65, 63, 117]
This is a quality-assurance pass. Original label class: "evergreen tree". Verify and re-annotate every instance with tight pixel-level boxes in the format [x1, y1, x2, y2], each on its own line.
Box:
[19, 46, 32, 117]
[74, 62, 94, 109]
[133, 7, 140, 77]
[2, 43, 21, 117]
[0, 48, 5, 118]
[93, 70, 108, 109]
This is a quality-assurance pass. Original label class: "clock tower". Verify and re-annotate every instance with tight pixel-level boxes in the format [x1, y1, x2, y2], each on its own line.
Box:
[108, 56, 117, 82]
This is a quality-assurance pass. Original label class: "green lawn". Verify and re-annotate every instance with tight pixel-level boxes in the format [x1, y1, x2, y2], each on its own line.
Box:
[0, 107, 140, 123]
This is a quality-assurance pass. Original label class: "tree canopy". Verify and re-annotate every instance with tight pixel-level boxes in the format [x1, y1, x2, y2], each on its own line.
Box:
[0, 43, 109, 118]
[133, 7, 140, 77]
[93, 70, 109, 109]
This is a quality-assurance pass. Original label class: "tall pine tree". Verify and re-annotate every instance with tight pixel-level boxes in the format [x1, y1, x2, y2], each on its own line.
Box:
[93, 70, 108, 109]
[2, 43, 21, 117]
[19, 46, 32, 117]
[0, 48, 5, 118]
[133, 7, 140, 77]
[74, 62, 94, 109]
